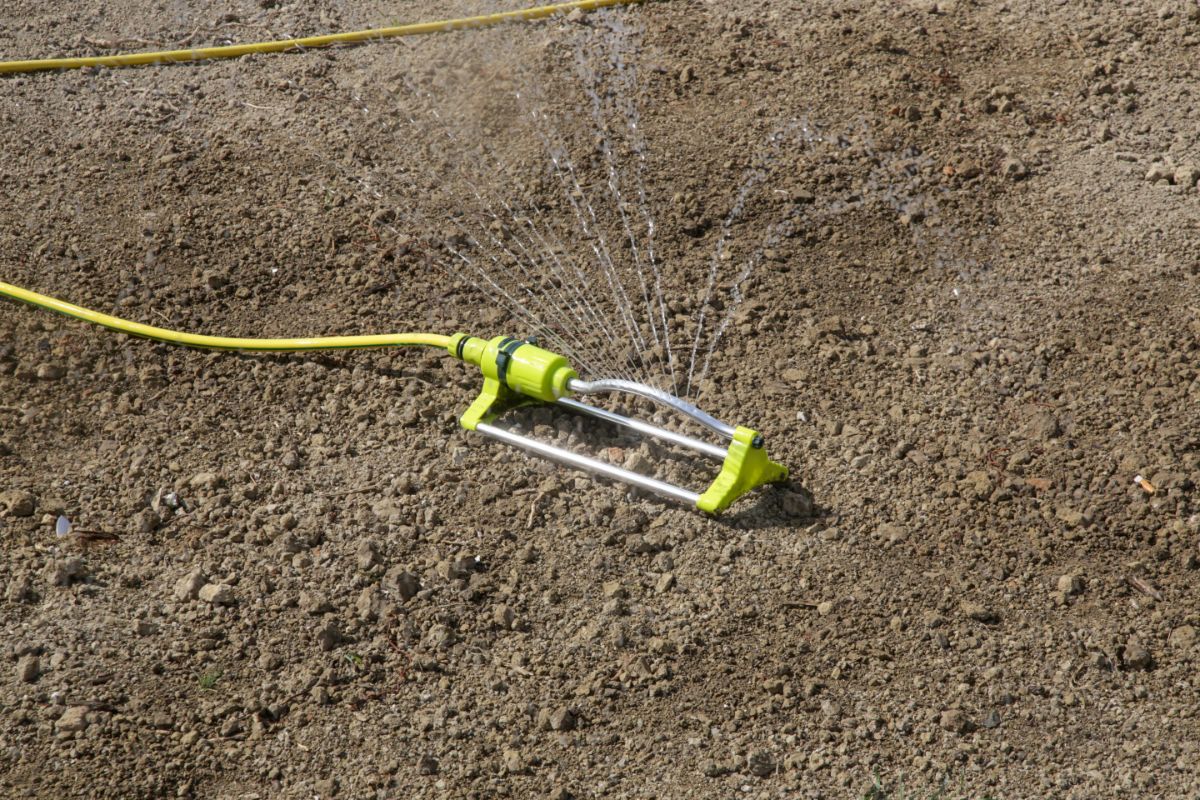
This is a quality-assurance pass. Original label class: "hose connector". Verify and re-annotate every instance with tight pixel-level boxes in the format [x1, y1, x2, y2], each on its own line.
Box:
[449, 333, 577, 429]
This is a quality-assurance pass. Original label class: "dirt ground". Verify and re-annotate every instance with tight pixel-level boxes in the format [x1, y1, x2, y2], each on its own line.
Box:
[2, 1, 1199, 798]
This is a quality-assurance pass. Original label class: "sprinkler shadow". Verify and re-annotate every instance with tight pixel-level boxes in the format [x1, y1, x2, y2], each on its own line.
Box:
[710, 478, 821, 530]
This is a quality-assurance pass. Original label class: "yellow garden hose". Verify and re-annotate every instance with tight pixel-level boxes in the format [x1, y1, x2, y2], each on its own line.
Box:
[0, 0, 643, 75]
[0, 280, 449, 352]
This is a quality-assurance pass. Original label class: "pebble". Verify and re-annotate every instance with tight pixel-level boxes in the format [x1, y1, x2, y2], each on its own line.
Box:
[549, 706, 577, 732]
[0, 489, 35, 517]
[1174, 164, 1200, 188]
[1123, 638, 1153, 671]
[56, 706, 89, 733]
[501, 748, 526, 774]
[602, 581, 628, 599]
[317, 620, 344, 652]
[961, 600, 998, 623]
[356, 540, 379, 570]
[417, 753, 439, 776]
[384, 567, 420, 601]
[35, 363, 66, 380]
[198, 583, 233, 605]
[16, 655, 39, 683]
[188, 472, 224, 491]
[747, 749, 775, 778]
[1057, 575, 1083, 595]
[1168, 625, 1196, 650]
[299, 590, 331, 615]
[939, 709, 973, 734]
[1001, 158, 1028, 180]
[47, 557, 85, 587]
[174, 570, 206, 601]
[493, 604, 516, 630]
[1144, 163, 1174, 184]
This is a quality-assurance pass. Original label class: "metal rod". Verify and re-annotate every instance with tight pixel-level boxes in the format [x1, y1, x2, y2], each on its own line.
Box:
[566, 378, 737, 439]
[556, 397, 728, 461]
[476, 422, 701, 506]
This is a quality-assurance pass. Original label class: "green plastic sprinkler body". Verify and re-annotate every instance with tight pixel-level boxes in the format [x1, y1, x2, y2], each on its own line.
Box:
[447, 333, 788, 513]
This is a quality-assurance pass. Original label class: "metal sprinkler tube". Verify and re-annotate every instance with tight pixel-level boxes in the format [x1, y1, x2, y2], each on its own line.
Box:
[447, 333, 788, 513]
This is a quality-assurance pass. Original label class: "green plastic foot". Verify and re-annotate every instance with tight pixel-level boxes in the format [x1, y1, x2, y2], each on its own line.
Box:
[696, 426, 788, 513]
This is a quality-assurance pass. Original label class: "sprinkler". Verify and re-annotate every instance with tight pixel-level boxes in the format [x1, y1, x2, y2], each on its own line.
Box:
[1, 281, 787, 513]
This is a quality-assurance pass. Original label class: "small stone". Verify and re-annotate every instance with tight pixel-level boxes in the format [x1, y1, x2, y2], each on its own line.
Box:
[1057, 575, 1083, 596]
[601, 598, 626, 617]
[174, 570, 206, 600]
[313, 777, 338, 796]
[356, 588, 379, 620]
[280, 450, 301, 470]
[549, 706, 576, 732]
[35, 363, 66, 380]
[1023, 410, 1060, 440]
[602, 581, 628, 599]
[16, 655, 39, 683]
[817, 600, 834, 616]
[1174, 164, 1200, 188]
[502, 748, 526, 774]
[1001, 158, 1028, 180]
[198, 583, 233, 605]
[417, 753, 439, 776]
[747, 749, 775, 778]
[1144, 163, 1175, 184]
[0, 489, 35, 517]
[1168, 625, 1196, 650]
[57, 706, 89, 733]
[961, 600, 998, 623]
[384, 567, 420, 601]
[188, 472, 224, 491]
[655, 573, 675, 594]
[870, 31, 895, 51]
[422, 623, 454, 650]
[299, 590, 331, 615]
[356, 540, 379, 570]
[939, 709, 973, 734]
[1123, 638, 1153, 671]
[1055, 506, 1085, 528]
[47, 557, 85, 587]
[493, 604, 515, 630]
[981, 710, 1002, 729]
[317, 620, 344, 652]
[779, 489, 812, 517]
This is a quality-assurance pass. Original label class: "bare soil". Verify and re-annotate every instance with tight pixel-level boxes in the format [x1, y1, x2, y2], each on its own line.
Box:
[2, 1, 1199, 798]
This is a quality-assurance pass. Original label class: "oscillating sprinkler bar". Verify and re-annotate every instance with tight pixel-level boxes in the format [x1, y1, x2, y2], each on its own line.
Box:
[446, 333, 787, 512]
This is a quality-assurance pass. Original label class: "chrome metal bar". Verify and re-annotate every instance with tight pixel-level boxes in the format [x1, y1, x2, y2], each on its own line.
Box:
[476, 422, 701, 506]
[556, 397, 728, 461]
[566, 378, 737, 440]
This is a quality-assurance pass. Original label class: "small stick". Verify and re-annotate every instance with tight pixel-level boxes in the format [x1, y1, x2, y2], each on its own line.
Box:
[1126, 576, 1163, 602]
[526, 491, 546, 529]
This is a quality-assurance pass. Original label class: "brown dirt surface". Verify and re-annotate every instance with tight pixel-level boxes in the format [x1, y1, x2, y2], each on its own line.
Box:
[2, 1, 1200, 798]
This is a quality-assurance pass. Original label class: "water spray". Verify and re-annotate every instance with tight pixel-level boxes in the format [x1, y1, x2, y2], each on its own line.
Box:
[0, 281, 787, 513]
